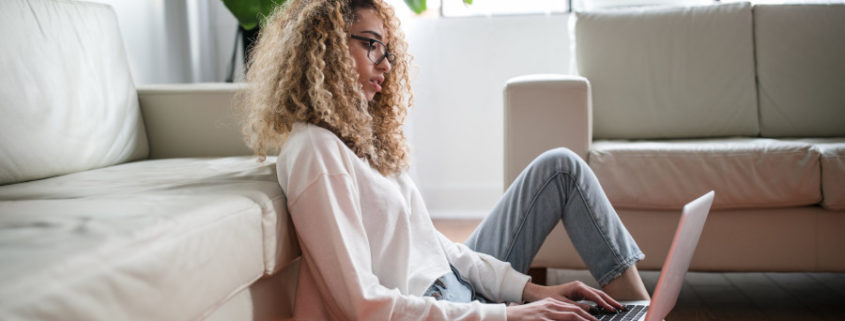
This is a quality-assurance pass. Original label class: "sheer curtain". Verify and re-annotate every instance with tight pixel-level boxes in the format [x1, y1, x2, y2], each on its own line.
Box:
[86, 0, 240, 85]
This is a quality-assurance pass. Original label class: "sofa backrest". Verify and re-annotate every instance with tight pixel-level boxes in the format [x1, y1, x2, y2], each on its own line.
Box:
[574, 2, 759, 140]
[754, 4, 845, 137]
[0, 0, 148, 185]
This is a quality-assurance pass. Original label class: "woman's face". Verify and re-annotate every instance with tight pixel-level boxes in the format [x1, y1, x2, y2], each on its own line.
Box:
[348, 8, 392, 101]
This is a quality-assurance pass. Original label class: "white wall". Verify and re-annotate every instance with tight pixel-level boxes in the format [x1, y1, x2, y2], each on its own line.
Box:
[402, 14, 573, 218]
[101, 0, 574, 219]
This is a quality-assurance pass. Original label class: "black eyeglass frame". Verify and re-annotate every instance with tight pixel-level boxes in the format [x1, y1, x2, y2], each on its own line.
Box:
[350, 34, 396, 65]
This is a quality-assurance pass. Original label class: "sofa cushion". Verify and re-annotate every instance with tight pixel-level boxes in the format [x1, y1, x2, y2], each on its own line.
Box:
[588, 138, 820, 210]
[754, 4, 845, 137]
[0, 157, 298, 320]
[0, 195, 263, 320]
[0, 0, 148, 185]
[792, 139, 845, 210]
[574, 2, 759, 139]
[816, 141, 845, 210]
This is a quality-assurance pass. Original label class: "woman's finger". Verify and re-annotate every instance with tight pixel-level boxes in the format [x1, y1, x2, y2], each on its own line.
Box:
[548, 311, 592, 321]
[562, 282, 617, 311]
[549, 301, 598, 321]
[556, 296, 593, 311]
[577, 285, 624, 311]
[595, 288, 626, 310]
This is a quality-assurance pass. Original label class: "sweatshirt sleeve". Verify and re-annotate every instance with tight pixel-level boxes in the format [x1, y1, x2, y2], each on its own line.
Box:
[436, 232, 530, 304]
[288, 172, 508, 320]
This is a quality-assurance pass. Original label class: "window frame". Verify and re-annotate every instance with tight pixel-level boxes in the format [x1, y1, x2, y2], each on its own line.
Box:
[437, 0, 813, 18]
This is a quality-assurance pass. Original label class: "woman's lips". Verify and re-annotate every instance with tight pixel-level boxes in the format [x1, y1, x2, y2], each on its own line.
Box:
[369, 79, 382, 92]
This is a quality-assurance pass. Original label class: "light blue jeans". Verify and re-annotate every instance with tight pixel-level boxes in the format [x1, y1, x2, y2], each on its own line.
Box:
[425, 148, 644, 303]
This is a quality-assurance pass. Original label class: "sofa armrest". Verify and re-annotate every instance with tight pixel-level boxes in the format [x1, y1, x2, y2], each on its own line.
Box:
[503, 74, 592, 188]
[138, 83, 252, 159]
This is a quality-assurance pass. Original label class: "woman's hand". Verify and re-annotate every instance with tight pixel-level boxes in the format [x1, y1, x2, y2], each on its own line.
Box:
[521, 281, 625, 312]
[506, 298, 597, 321]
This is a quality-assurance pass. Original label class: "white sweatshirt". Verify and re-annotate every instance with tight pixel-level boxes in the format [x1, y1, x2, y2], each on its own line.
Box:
[276, 123, 530, 320]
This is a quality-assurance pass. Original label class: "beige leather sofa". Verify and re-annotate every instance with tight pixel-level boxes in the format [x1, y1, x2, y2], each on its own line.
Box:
[505, 2, 845, 273]
[0, 1, 298, 320]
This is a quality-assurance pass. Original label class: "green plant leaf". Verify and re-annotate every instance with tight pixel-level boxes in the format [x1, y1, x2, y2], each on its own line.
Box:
[404, 0, 426, 14]
[222, 0, 286, 30]
[463, 0, 472, 4]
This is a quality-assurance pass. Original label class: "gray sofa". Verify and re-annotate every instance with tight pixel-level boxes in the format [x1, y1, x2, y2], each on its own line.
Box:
[0, 1, 298, 320]
[505, 2, 845, 273]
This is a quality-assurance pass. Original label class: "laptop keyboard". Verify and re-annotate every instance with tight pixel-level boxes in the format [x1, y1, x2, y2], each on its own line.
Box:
[590, 304, 648, 321]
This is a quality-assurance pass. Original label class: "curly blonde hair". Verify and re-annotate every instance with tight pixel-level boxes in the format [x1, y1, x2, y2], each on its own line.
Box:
[241, 0, 412, 176]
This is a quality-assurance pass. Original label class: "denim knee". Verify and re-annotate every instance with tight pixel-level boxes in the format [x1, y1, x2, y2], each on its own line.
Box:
[531, 147, 585, 174]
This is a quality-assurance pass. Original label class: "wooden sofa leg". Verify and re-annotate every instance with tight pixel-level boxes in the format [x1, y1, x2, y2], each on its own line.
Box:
[528, 267, 547, 285]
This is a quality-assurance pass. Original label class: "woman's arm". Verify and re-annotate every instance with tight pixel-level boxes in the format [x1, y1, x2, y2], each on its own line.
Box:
[289, 173, 506, 320]
[435, 232, 621, 321]
[434, 231, 530, 303]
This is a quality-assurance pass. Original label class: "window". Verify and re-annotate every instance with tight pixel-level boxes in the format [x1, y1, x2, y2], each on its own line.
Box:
[572, 0, 709, 11]
[439, 0, 842, 17]
[441, 0, 569, 17]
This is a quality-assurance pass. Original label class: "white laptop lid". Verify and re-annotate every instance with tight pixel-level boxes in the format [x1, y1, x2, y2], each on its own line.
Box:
[644, 191, 714, 321]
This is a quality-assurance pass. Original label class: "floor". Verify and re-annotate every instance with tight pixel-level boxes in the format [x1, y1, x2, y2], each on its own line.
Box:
[433, 219, 845, 321]
[550, 269, 845, 321]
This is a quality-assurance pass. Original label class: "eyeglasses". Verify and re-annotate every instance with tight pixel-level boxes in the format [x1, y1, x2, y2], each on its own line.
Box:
[350, 34, 396, 65]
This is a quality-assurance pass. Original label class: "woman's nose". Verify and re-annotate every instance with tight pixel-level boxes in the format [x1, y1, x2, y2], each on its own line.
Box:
[376, 58, 391, 73]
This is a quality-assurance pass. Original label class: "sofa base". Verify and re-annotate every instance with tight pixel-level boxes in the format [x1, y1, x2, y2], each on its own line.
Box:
[532, 206, 845, 273]
[202, 259, 300, 321]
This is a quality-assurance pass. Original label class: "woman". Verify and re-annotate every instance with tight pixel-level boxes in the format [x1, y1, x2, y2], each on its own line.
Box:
[242, 0, 649, 319]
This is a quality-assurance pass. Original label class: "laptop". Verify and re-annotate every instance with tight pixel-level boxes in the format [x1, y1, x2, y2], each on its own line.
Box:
[589, 191, 715, 321]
